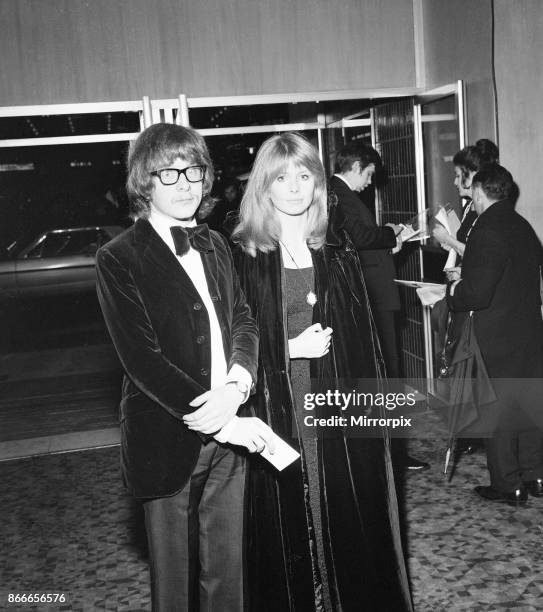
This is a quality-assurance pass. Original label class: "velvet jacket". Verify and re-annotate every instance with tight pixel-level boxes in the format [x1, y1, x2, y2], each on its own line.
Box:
[234, 225, 413, 611]
[96, 218, 258, 498]
[329, 174, 400, 312]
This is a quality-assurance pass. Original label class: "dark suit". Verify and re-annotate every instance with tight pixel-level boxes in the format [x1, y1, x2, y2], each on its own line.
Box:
[447, 198, 543, 491]
[330, 175, 400, 375]
[96, 218, 258, 610]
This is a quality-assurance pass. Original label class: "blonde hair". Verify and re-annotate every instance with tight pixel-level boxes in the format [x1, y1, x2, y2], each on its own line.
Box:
[232, 132, 328, 254]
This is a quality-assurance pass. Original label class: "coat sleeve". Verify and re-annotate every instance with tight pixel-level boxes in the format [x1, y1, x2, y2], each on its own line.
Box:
[336, 190, 397, 250]
[447, 226, 507, 311]
[96, 246, 206, 421]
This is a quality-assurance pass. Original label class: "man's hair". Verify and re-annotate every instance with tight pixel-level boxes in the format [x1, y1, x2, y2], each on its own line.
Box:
[471, 164, 514, 202]
[335, 142, 382, 174]
[126, 123, 214, 219]
[232, 132, 328, 254]
[453, 139, 499, 183]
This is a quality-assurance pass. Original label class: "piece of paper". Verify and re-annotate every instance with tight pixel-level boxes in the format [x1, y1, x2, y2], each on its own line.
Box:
[404, 208, 430, 231]
[445, 208, 461, 238]
[434, 205, 461, 270]
[416, 284, 446, 307]
[434, 206, 451, 233]
[259, 433, 300, 471]
[394, 279, 444, 289]
[399, 226, 422, 241]
[406, 232, 430, 243]
[444, 248, 457, 269]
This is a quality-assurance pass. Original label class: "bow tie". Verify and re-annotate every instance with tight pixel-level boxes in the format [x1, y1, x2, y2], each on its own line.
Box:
[170, 224, 214, 256]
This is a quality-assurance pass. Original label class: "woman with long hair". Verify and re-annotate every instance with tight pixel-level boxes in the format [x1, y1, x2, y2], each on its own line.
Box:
[432, 139, 500, 455]
[433, 138, 499, 260]
[233, 132, 413, 612]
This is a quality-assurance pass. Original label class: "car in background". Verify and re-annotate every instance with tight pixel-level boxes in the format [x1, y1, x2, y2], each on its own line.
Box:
[0, 226, 123, 299]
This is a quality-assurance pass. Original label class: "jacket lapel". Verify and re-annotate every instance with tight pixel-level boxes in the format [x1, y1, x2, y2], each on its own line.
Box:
[134, 218, 201, 302]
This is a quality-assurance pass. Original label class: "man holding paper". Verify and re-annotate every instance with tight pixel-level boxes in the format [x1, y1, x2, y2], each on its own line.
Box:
[447, 164, 543, 505]
[330, 142, 429, 472]
[96, 123, 275, 611]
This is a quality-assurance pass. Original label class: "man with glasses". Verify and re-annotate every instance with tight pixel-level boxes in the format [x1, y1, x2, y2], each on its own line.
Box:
[96, 123, 274, 611]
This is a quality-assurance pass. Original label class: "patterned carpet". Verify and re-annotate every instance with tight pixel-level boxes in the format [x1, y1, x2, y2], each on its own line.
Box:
[1, 415, 542, 611]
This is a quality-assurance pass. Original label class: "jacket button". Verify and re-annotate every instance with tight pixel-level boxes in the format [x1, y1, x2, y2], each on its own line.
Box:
[196, 335, 206, 344]
[193, 302, 202, 310]
[200, 368, 209, 376]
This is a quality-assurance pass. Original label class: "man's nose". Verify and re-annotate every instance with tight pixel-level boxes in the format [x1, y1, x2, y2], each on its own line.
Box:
[176, 174, 190, 190]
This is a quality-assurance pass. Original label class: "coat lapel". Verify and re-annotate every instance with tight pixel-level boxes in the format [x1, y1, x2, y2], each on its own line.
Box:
[134, 218, 201, 302]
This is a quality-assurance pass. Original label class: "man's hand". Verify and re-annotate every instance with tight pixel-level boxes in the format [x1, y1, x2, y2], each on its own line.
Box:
[445, 266, 461, 282]
[288, 323, 332, 359]
[225, 417, 277, 453]
[184, 384, 245, 434]
[385, 222, 404, 236]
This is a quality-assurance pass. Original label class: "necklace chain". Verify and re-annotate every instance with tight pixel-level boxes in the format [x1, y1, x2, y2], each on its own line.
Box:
[279, 240, 317, 306]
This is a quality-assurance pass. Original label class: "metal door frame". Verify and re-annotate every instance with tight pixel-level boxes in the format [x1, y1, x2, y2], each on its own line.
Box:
[412, 80, 466, 384]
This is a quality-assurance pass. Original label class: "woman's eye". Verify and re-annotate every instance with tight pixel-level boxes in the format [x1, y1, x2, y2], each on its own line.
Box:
[300, 174, 310, 181]
[276, 175, 285, 182]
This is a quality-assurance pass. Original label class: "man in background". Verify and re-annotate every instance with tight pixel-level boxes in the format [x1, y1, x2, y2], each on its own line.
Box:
[330, 142, 429, 472]
[447, 164, 543, 505]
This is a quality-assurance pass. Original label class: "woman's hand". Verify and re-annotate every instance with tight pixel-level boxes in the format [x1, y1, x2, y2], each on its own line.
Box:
[288, 323, 333, 359]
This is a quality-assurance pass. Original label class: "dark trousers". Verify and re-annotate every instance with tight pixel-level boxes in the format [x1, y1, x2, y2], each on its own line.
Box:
[143, 442, 246, 612]
[486, 430, 543, 492]
[485, 384, 543, 492]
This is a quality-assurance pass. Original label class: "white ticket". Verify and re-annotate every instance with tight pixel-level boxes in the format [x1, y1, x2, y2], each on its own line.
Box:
[259, 433, 300, 471]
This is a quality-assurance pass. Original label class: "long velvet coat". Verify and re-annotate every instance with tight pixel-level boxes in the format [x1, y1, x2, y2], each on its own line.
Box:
[235, 228, 413, 612]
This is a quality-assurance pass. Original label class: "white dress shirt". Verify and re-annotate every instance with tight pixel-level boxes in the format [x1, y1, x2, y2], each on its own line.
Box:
[148, 210, 251, 441]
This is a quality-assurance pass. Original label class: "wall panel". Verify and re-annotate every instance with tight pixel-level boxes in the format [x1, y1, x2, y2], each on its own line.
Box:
[494, 0, 543, 238]
[420, 0, 495, 143]
[0, 0, 416, 106]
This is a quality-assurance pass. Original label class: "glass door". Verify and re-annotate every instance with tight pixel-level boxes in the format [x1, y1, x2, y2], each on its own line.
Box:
[413, 81, 466, 384]
[370, 82, 466, 388]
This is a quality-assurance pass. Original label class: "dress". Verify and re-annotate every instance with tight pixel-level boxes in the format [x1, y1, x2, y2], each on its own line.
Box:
[456, 200, 478, 246]
[235, 225, 413, 612]
[285, 266, 332, 610]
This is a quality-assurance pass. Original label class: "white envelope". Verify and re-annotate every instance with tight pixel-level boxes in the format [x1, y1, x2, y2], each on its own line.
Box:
[259, 433, 300, 471]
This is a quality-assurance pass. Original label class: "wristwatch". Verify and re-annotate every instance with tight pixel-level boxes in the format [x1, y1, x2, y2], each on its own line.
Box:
[226, 380, 250, 403]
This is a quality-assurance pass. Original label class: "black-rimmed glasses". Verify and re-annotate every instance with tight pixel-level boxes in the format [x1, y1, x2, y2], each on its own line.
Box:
[151, 165, 206, 186]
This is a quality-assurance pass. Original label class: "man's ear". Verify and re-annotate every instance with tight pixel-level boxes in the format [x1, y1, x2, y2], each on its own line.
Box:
[351, 160, 361, 174]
